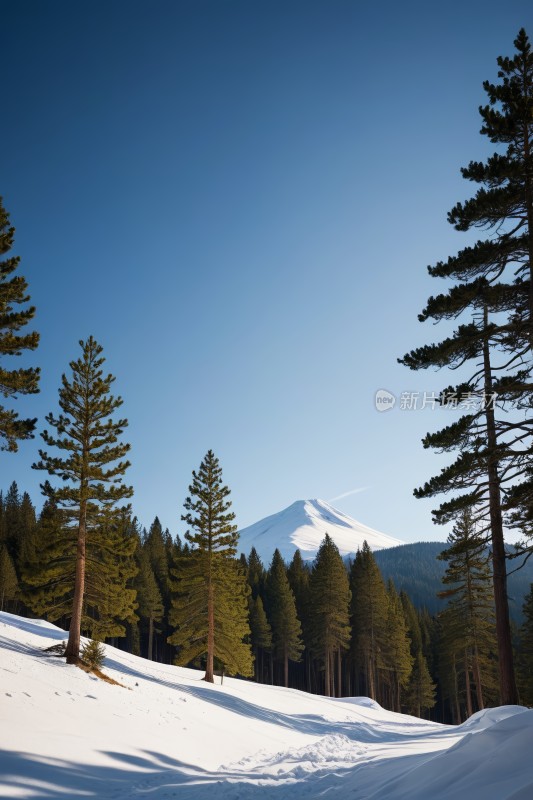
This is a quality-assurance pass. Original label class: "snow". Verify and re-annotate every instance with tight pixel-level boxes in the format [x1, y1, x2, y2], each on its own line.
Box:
[1, 611, 532, 799]
[238, 498, 403, 563]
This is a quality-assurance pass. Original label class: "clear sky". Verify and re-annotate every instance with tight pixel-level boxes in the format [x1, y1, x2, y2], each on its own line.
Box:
[1, 0, 531, 544]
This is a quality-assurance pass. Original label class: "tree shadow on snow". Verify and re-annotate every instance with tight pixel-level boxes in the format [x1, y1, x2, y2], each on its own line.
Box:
[0, 745, 441, 799]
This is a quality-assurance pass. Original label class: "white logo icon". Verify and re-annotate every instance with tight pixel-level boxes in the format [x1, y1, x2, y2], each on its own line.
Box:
[375, 389, 396, 412]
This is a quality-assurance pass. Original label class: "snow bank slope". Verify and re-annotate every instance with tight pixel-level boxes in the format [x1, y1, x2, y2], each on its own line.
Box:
[238, 498, 403, 563]
[0, 611, 531, 799]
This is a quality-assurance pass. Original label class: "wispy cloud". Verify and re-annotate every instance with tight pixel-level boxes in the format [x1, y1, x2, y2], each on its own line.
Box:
[328, 487, 369, 502]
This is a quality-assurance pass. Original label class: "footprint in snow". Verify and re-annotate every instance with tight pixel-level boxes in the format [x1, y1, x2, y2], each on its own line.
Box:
[85, 694, 97, 700]
[5, 693, 12, 697]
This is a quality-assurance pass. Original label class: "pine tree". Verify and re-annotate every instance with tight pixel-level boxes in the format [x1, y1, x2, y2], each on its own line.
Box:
[247, 547, 266, 599]
[265, 548, 303, 687]
[307, 534, 351, 697]
[87, 511, 138, 641]
[32, 337, 132, 664]
[407, 651, 436, 719]
[168, 450, 253, 682]
[437, 510, 498, 715]
[349, 542, 388, 701]
[401, 591, 436, 717]
[381, 580, 413, 712]
[136, 547, 164, 660]
[0, 197, 40, 452]
[397, 31, 533, 705]
[249, 595, 272, 682]
[143, 516, 172, 661]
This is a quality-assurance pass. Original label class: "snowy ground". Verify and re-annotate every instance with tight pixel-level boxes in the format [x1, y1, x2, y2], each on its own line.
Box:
[1, 611, 532, 799]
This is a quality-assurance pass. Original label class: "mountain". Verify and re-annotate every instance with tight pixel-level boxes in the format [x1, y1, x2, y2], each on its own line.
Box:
[238, 498, 403, 564]
[375, 541, 533, 622]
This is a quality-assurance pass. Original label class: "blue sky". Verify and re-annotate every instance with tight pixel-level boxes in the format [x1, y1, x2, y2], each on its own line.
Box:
[2, 0, 531, 544]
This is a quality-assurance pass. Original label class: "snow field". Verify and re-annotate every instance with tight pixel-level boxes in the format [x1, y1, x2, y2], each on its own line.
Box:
[0, 611, 531, 799]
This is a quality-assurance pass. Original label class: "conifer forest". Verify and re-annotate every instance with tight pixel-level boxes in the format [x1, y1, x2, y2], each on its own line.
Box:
[3, 24, 533, 732]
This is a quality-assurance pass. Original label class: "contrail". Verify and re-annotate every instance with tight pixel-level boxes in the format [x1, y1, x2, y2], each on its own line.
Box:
[328, 487, 368, 502]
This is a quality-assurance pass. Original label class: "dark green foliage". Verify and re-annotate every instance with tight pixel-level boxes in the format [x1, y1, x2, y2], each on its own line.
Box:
[0, 544, 18, 610]
[249, 595, 272, 682]
[398, 30, 533, 705]
[247, 547, 266, 600]
[381, 581, 413, 712]
[401, 590, 436, 716]
[518, 584, 533, 704]
[287, 548, 310, 620]
[265, 549, 303, 687]
[437, 511, 498, 717]
[374, 541, 533, 622]
[0, 197, 39, 452]
[407, 651, 436, 718]
[136, 546, 164, 661]
[81, 638, 105, 670]
[23, 502, 138, 640]
[32, 337, 133, 663]
[168, 450, 253, 681]
[307, 534, 351, 697]
[350, 541, 388, 700]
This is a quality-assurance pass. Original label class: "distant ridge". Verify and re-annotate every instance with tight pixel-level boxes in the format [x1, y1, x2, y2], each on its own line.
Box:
[238, 499, 403, 564]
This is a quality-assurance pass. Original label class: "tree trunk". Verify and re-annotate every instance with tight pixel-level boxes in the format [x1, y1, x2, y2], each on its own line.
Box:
[464, 651, 473, 719]
[204, 583, 214, 683]
[472, 646, 484, 711]
[337, 649, 342, 698]
[284, 649, 289, 688]
[65, 500, 87, 664]
[483, 307, 519, 704]
[324, 646, 331, 697]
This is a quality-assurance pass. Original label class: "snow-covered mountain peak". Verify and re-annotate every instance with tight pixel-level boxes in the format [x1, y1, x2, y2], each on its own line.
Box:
[238, 498, 403, 565]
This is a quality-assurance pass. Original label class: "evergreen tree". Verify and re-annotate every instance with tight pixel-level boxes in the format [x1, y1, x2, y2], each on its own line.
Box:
[437, 510, 498, 715]
[407, 651, 436, 719]
[381, 580, 413, 712]
[397, 31, 533, 705]
[136, 547, 164, 660]
[247, 547, 266, 600]
[249, 595, 272, 683]
[0, 197, 39, 452]
[145, 516, 171, 601]
[32, 337, 132, 663]
[401, 591, 436, 717]
[287, 548, 310, 620]
[0, 544, 18, 611]
[349, 541, 388, 701]
[22, 496, 137, 640]
[307, 534, 351, 697]
[168, 450, 252, 682]
[265, 548, 303, 687]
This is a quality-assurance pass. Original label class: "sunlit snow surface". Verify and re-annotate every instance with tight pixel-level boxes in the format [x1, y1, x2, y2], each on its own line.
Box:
[1, 611, 532, 799]
[238, 498, 403, 563]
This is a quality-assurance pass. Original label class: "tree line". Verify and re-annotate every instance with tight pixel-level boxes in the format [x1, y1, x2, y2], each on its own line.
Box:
[2, 463, 533, 723]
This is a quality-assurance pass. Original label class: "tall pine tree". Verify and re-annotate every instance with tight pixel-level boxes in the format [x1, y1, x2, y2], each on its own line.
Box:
[307, 534, 351, 697]
[168, 450, 252, 682]
[32, 337, 132, 663]
[397, 31, 533, 704]
[265, 548, 303, 688]
[350, 542, 388, 701]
